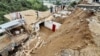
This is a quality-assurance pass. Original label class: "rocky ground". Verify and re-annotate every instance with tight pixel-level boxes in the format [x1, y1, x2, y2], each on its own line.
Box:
[14, 8, 100, 56]
[31, 8, 100, 56]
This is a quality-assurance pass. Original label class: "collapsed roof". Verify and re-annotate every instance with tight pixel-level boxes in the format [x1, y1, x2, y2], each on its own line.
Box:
[0, 19, 25, 33]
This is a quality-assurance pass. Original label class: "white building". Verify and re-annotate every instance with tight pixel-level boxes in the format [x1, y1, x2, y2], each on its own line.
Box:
[42, 0, 80, 5]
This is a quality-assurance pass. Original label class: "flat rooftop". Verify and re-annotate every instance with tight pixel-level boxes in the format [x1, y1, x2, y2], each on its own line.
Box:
[78, 3, 100, 7]
[4, 10, 51, 25]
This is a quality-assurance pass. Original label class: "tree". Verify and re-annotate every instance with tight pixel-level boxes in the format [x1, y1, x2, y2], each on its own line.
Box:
[55, 1, 61, 5]
[31, 0, 48, 11]
[0, 11, 9, 24]
[0, 0, 32, 24]
[70, 1, 77, 7]
[0, 0, 48, 25]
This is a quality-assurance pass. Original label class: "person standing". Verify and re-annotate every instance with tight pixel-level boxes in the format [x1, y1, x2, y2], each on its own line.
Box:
[55, 6, 57, 13]
[19, 13, 22, 19]
[36, 11, 39, 19]
[62, 5, 65, 10]
[50, 6, 53, 13]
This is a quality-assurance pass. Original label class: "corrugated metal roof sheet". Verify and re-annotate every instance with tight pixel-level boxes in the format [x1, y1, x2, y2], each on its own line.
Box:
[0, 19, 24, 29]
[0, 19, 25, 33]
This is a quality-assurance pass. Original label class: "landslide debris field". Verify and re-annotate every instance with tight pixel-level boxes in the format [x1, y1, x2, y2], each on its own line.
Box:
[15, 8, 100, 56]
[31, 8, 100, 56]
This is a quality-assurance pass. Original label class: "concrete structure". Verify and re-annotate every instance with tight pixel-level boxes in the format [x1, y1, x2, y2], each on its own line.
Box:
[53, 10, 71, 18]
[82, 0, 100, 3]
[43, 2, 56, 8]
[77, 3, 100, 11]
[60, 0, 80, 5]
[2, 9, 62, 55]
[0, 19, 28, 56]
[10, 12, 23, 20]
[32, 15, 61, 32]
[88, 0, 100, 3]
[0, 19, 25, 30]
[44, 21, 61, 30]
[42, 0, 80, 5]
[4, 10, 51, 25]
[0, 19, 25, 34]
[33, 20, 61, 32]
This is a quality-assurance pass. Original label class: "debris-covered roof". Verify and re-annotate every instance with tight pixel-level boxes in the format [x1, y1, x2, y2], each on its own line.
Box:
[4, 10, 51, 25]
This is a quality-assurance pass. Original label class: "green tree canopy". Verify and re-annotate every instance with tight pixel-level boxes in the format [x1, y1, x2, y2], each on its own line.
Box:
[0, 0, 48, 24]
[70, 1, 77, 7]
[28, 0, 48, 11]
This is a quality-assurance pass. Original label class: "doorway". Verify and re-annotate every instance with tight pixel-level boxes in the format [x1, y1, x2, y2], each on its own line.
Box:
[39, 22, 44, 29]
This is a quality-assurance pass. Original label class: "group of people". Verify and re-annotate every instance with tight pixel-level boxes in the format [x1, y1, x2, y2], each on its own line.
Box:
[35, 4, 66, 19]
[50, 4, 66, 13]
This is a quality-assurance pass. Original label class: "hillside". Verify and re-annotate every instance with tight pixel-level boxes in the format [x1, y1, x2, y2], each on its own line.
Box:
[31, 8, 100, 56]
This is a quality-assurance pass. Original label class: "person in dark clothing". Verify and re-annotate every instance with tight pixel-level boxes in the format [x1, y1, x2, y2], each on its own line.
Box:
[50, 6, 53, 13]
[61, 4, 65, 10]
[62, 5, 65, 10]
[19, 13, 22, 19]
[0, 54, 2, 56]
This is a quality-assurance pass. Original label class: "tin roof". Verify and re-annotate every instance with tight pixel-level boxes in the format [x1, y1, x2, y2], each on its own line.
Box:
[0, 19, 24, 33]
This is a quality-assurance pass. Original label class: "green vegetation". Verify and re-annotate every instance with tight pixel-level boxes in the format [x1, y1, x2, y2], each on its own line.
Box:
[69, 1, 77, 7]
[28, 0, 48, 11]
[0, 0, 48, 24]
[55, 1, 61, 5]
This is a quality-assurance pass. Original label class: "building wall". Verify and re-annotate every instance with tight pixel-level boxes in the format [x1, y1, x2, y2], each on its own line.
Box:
[44, 21, 61, 30]
[34, 21, 44, 32]
[34, 20, 61, 32]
